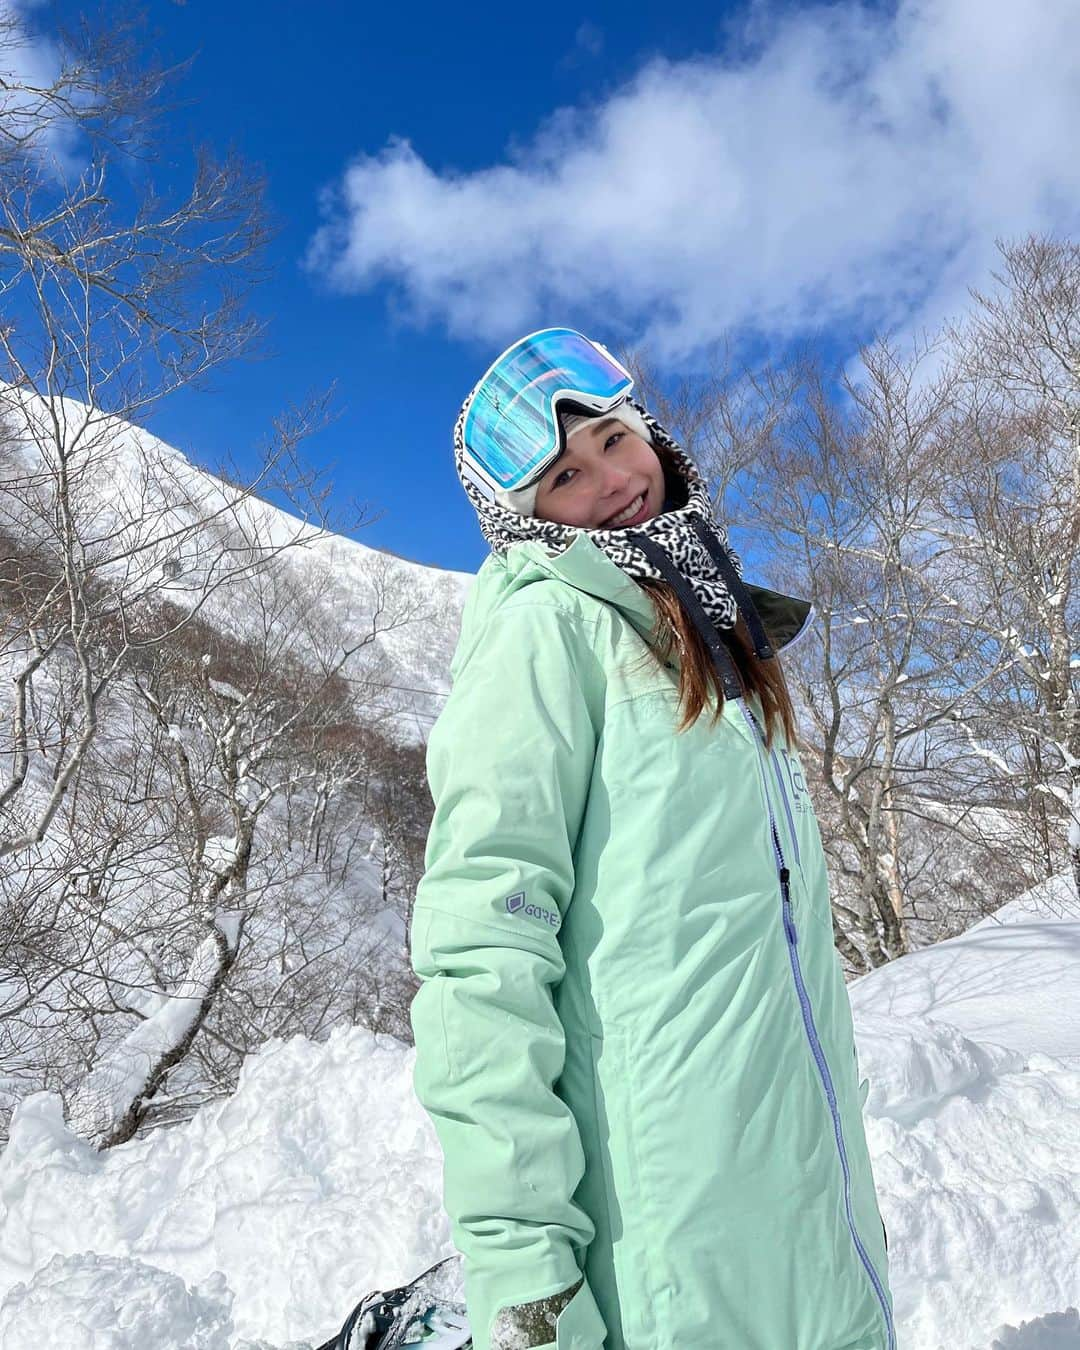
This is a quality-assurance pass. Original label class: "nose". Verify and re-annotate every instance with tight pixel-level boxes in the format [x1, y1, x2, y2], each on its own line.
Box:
[599, 462, 632, 498]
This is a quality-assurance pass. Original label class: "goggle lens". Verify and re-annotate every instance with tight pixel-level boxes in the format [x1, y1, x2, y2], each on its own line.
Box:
[463, 328, 633, 492]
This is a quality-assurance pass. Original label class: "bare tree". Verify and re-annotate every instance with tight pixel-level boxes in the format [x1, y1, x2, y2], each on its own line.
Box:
[729, 338, 1038, 972]
[0, 8, 165, 166]
[16, 545, 437, 1148]
[0, 6, 287, 861]
[933, 237, 1080, 895]
[0, 14, 444, 1146]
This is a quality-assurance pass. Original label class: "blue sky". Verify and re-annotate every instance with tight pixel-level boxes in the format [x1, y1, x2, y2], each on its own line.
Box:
[30, 0, 1080, 573]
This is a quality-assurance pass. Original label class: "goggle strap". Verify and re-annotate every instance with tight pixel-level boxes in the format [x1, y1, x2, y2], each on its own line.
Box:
[628, 531, 744, 700]
[689, 517, 775, 660]
[460, 459, 497, 502]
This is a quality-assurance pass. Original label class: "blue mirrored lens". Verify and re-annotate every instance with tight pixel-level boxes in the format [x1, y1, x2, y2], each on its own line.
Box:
[463, 329, 632, 491]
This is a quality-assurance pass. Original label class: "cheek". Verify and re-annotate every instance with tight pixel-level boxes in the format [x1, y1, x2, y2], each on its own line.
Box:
[538, 491, 589, 527]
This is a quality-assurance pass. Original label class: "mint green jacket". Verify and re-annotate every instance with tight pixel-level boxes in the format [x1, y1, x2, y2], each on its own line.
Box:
[409, 532, 895, 1350]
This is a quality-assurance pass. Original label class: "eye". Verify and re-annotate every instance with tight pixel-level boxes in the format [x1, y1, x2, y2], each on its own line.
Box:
[549, 431, 624, 489]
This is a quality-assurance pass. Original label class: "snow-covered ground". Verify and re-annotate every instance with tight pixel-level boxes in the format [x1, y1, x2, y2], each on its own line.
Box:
[849, 873, 1080, 1348]
[0, 876, 1077, 1349]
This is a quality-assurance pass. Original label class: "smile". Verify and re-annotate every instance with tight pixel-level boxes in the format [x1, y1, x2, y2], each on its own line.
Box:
[603, 492, 647, 528]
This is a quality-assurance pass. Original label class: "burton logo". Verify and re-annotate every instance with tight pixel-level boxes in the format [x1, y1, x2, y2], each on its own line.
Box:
[504, 892, 560, 929]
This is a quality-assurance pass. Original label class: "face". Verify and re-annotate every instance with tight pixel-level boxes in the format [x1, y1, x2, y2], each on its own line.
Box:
[533, 417, 666, 529]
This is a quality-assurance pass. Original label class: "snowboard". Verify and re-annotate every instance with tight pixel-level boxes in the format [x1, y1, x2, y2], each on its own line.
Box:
[315, 1255, 471, 1350]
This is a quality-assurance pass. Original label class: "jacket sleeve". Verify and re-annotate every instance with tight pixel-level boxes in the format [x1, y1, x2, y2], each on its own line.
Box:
[409, 601, 608, 1350]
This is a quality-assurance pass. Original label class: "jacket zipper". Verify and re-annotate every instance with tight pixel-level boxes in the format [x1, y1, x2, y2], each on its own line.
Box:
[739, 701, 896, 1350]
[767, 744, 801, 868]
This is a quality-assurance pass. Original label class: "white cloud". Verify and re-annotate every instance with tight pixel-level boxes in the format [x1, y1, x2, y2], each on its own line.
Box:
[306, 0, 1080, 362]
[0, 0, 82, 170]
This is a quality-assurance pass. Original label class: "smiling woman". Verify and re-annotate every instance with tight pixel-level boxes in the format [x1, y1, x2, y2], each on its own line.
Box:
[406, 328, 895, 1350]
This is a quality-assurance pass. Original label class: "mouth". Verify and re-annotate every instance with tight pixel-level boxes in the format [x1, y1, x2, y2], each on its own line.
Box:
[601, 490, 648, 529]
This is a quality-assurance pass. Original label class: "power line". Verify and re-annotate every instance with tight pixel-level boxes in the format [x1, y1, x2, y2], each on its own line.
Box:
[335, 673, 451, 699]
[381, 680, 450, 699]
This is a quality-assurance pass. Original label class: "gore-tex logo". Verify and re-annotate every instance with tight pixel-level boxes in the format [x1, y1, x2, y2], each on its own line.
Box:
[505, 892, 560, 928]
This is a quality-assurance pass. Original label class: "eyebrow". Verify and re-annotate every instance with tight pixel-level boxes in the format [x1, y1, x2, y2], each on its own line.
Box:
[581, 417, 621, 439]
[558, 416, 620, 455]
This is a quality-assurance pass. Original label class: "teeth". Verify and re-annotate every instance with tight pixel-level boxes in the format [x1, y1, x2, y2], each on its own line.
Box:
[606, 493, 644, 527]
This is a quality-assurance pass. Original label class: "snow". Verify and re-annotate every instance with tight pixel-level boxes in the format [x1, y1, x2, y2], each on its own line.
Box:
[849, 872, 1080, 1347]
[0, 877, 1078, 1347]
[209, 678, 248, 703]
[0, 1029, 449, 1346]
[0, 1253, 237, 1350]
[1, 387, 472, 744]
[216, 908, 244, 952]
[989, 1310, 1080, 1349]
[852, 874, 1080, 1063]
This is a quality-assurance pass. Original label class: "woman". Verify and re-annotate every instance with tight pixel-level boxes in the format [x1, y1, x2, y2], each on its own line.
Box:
[409, 329, 894, 1350]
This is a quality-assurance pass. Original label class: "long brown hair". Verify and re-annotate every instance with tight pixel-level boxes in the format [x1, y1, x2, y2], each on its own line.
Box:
[633, 442, 799, 749]
[636, 584, 798, 748]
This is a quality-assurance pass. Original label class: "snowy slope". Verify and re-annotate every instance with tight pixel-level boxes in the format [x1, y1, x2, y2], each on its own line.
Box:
[0, 876, 1077, 1348]
[1, 391, 480, 1135]
[1, 389, 473, 739]
[852, 874, 1080, 1064]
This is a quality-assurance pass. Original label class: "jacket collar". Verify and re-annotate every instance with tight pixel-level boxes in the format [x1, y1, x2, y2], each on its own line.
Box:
[454, 531, 814, 676]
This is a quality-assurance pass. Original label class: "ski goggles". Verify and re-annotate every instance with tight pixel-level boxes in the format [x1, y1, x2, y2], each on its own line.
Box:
[461, 328, 634, 497]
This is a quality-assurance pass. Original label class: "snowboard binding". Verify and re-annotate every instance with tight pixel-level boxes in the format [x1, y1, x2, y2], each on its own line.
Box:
[316, 1255, 472, 1350]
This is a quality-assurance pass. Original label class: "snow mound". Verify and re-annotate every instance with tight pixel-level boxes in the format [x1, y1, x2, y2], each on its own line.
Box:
[0, 1028, 449, 1346]
[854, 1012, 1025, 1126]
[0, 1252, 233, 1350]
[988, 1307, 1080, 1349]
[851, 881, 1080, 1350]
